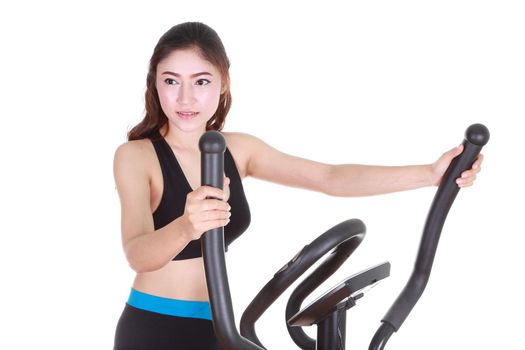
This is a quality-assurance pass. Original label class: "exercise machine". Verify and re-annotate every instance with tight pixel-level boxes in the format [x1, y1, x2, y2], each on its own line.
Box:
[199, 124, 489, 349]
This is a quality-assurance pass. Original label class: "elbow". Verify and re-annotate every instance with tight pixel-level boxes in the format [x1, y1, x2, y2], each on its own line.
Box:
[320, 164, 364, 197]
[127, 259, 151, 274]
[124, 246, 166, 273]
[320, 164, 340, 197]
[127, 257, 165, 274]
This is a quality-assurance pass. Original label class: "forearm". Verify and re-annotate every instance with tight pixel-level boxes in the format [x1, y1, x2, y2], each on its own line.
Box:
[325, 163, 434, 197]
[124, 217, 191, 273]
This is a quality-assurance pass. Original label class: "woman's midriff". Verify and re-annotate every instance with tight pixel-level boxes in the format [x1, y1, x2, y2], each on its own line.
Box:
[132, 257, 209, 301]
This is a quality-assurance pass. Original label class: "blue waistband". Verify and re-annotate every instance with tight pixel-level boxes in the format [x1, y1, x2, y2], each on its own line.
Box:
[127, 288, 212, 320]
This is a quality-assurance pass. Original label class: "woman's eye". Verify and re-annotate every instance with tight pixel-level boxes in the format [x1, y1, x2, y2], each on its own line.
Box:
[164, 78, 179, 85]
[196, 79, 211, 86]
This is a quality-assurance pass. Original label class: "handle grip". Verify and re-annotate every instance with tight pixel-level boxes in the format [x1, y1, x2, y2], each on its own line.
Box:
[200, 131, 264, 350]
[369, 124, 489, 350]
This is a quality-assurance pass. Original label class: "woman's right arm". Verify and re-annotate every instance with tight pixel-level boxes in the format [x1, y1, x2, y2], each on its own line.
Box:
[113, 142, 230, 273]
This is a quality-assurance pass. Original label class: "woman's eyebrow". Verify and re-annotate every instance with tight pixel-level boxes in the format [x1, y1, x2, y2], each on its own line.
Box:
[161, 71, 213, 78]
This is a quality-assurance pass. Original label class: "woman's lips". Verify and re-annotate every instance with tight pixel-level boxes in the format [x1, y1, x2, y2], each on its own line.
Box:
[177, 112, 198, 120]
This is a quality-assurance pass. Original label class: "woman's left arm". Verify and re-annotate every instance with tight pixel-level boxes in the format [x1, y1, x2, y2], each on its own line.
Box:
[324, 144, 483, 197]
[230, 133, 483, 197]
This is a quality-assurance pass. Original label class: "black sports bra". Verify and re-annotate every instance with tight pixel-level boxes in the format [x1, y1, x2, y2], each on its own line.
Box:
[150, 131, 251, 260]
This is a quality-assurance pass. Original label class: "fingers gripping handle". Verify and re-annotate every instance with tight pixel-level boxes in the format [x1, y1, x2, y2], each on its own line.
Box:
[199, 131, 264, 350]
[369, 124, 489, 350]
[442, 123, 489, 191]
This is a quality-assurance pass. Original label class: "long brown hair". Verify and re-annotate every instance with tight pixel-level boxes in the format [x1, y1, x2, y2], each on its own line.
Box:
[128, 22, 232, 141]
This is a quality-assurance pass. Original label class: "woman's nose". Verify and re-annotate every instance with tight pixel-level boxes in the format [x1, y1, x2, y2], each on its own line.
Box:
[177, 83, 195, 105]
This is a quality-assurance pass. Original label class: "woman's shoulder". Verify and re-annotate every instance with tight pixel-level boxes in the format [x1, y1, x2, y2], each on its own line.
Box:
[113, 138, 156, 179]
[222, 131, 268, 156]
[222, 131, 276, 155]
[114, 138, 155, 161]
[222, 132, 259, 178]
[222, 132, 275, 178]
[222, 131, 265, 149]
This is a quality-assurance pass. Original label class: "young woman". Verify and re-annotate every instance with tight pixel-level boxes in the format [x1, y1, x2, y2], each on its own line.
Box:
[113, 22, 483, 350]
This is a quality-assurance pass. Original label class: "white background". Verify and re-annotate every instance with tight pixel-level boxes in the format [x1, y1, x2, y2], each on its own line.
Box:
[1, 1, 523, 349]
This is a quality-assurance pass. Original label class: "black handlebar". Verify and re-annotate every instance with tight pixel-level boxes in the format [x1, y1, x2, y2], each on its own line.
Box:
[240, 219, 367, 349]
[200, 124, 488, 350]
[200, 131, 367, 349]
[369, 123, 490, 350]
[200, 131, 264, 350]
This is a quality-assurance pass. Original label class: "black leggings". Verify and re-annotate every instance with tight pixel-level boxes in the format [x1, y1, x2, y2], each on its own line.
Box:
[114, 304, 223, 350]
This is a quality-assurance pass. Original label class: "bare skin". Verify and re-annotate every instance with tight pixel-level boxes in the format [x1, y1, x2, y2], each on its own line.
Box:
[113, 48, 483, 302]
[115, 128, 247, 301]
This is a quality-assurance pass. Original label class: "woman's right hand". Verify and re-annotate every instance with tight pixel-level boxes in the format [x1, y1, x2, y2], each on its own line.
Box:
[180, 186, 231, 241]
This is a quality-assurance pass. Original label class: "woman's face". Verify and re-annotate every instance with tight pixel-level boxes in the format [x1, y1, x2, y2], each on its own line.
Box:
[156, 48, 223, 133]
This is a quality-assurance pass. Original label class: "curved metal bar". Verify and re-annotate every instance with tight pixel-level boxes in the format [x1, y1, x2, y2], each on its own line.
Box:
[200, 131, 264, 350]
[284, 234, 364, 349]
[369, 124, 490, 350]
[240, 219, 366, 349]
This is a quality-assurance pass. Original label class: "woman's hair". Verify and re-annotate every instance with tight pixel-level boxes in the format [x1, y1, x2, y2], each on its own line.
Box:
[128, 22, 232, 141]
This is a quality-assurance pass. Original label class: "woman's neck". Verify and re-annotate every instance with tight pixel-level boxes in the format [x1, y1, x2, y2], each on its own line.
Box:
[162, 124, 206, 152]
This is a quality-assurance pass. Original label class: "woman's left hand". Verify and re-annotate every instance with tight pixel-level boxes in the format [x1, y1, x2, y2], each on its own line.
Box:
[430, 145, 484, 187]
